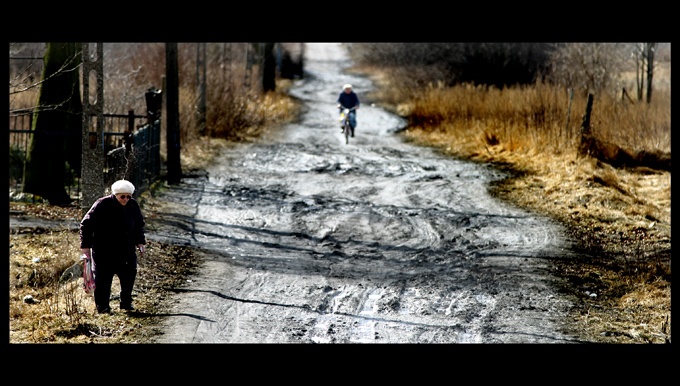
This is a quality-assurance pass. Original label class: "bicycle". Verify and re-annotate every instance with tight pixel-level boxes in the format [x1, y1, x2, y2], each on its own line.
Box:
[339, 106, 356, 144]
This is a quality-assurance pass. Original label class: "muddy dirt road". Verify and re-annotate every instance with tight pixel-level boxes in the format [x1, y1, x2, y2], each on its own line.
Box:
[147, 43, 582, 343]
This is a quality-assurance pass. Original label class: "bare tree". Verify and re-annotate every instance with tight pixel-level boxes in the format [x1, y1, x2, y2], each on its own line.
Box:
[349, 43, 554, 89]
[22, 42, 83, 205]
[621, 42, 659, 103]
[101, 43, 166, 114]
[546, 43, 627, 96]
[9, 43, 46, 103]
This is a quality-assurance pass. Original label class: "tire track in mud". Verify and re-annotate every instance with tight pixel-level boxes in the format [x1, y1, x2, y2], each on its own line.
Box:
[149, 43, 581, 344]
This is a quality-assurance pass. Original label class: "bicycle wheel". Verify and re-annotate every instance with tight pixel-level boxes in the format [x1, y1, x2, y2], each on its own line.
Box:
[344, 120, 351, 144]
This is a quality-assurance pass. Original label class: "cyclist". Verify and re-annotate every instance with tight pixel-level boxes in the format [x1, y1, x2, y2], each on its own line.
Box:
[337, 83, 360, 137]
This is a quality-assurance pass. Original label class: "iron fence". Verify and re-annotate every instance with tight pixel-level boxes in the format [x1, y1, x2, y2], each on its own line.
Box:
[9, 108, 160, 205]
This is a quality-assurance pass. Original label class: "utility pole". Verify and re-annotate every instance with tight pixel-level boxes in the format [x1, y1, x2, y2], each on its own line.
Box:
[165, 43, 181, 184]
[244, 43, 253, 90]
[222, 42, 233, 88]
[196, 43, 207, 136]
[263, 42, 276, 92]
[80, 42, 105, 211]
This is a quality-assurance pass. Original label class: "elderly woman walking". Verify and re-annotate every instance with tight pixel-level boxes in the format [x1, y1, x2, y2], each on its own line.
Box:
[80, 179, 147, 314]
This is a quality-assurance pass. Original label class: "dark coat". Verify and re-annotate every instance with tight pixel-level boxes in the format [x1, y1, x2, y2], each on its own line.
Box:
[337, 91, 360, 110]
[80, 194, 146, 263]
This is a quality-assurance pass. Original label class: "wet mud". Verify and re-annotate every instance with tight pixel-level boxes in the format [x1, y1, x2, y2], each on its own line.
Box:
[148, 43, 582, 343]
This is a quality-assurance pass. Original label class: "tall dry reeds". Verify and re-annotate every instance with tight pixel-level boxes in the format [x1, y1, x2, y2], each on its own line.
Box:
[403, 80, 671, 165]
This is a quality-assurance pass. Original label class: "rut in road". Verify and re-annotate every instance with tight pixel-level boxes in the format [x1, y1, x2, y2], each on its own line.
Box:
[148, 43, 582, 344]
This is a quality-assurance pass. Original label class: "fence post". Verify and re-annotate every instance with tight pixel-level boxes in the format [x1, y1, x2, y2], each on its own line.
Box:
[127, 109, 135, 131]
[145, 87, 162, 125]
[125, 110, 134, 153]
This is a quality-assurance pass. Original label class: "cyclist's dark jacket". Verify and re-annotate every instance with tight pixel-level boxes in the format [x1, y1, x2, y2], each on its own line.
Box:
[338, 91, 360, 109]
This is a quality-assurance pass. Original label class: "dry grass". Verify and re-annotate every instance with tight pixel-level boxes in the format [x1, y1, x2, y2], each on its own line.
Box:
[366, 68, 671, 343]
[9, 204, 201, 343]
[180, 80, 300, 170]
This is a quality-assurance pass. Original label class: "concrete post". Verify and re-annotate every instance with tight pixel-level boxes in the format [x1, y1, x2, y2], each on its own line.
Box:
[80, 43, 105, 211]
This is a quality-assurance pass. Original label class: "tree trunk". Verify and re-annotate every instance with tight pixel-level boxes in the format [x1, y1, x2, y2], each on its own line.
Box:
[646, 43, 655, 104]
[23, 42, 82, 205]
[636, 46, 643, 101]
[263, 42, 276, 92]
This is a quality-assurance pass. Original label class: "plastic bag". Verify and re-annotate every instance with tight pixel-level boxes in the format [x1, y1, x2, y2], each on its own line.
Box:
[81, 254, 96, 294]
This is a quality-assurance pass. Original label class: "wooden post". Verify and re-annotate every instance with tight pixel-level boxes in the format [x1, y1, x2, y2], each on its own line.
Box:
[564, 87, 574, 141]
[579, 93, 594, 155]
[622, 87, 635, 104]
[580, 93, 593, 138]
